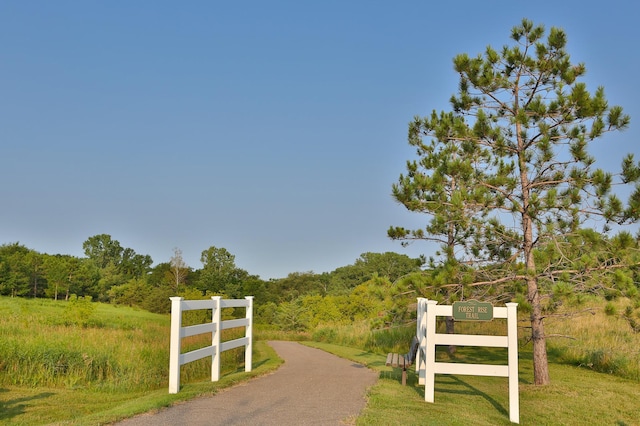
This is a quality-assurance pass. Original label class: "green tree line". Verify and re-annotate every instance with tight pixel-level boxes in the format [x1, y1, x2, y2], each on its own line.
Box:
[0, 235, 426, 326]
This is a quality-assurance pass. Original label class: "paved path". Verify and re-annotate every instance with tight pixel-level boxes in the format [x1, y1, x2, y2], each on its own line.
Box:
[115, 341, 379, 425]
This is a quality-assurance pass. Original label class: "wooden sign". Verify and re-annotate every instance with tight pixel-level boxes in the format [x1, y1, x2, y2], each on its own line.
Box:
[452, 300, 493, 321]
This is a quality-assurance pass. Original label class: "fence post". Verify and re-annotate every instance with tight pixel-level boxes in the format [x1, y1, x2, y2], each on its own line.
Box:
[424, 300, 438, 403]
[211, 296, 222, 382]
[506, 302, 520, 424]
[416, 298, 427, 385]
[245, 296, 254, 372]
[168, 297, 184, 394]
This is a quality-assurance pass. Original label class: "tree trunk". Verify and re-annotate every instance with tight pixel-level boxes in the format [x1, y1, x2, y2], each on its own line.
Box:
[517, 114, 551, 385]
[523, 216, 551, 385]
[528, 275, 550, 385]
[445, 316, 456, 355]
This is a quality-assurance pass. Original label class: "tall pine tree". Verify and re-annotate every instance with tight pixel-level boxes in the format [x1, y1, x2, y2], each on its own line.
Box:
[391, 19, 640, 385]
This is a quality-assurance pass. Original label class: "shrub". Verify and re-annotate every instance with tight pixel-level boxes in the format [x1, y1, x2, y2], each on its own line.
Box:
[604, 302, 617, 316]
[64, 295, 97, 326]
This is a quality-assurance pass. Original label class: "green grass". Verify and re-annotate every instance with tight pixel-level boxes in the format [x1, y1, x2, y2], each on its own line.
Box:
[3, 296, 640, 425]
[0, 340, 282, 425]
[306, 341, 640, 426]
[0, 296, 282, 425]
[0, 297, 255, 390]
[0, 297, 171, 390]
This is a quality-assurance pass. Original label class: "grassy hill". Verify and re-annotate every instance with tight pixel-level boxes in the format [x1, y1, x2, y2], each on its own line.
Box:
[0, 296, 282, 425]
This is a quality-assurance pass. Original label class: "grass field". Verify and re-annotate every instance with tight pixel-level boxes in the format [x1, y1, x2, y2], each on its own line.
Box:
[2, 296, 640, 425]
[0, 296, 283, 425]
[306, 342, 640, 426]
[0, 340, 282, 425]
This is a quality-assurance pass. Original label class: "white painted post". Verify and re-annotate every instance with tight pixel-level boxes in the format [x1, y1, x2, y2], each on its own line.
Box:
[424, 300, 438, 403]
[506, 302, 519, 424]
[245, 296, 254, 372]
[415, 297, 422, 368]
[211, 296, 222, 382]
[416, 297, 423, 342]
[416, 298, 427, 385]
[168, 297, 184, 394]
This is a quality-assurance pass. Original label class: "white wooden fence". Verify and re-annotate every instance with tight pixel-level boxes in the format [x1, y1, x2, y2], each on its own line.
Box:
[168, 295, 254, 394]
[416, 298, 520, 424]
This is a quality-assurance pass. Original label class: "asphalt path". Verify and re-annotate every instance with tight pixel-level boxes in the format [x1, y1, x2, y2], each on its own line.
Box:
[114, 341, 379, 425]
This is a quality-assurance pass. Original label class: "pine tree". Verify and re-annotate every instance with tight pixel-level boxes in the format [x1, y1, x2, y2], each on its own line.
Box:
[391, 19, 640, 385]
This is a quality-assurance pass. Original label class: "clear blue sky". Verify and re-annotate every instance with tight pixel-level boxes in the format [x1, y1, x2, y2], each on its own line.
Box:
[2, 1, 639, 279]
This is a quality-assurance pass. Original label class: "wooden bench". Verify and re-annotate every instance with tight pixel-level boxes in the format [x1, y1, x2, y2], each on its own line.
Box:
[385, 336, 419, 386]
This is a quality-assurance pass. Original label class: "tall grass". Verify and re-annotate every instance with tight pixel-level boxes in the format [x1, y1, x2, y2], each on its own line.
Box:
[253, 323, 311, 341]
[544, 297, 640, 381]
[313, 316, 510, 352]
[312, 321, 376, 348]
[308, 299, 640, 382]
[0, 297, 249, 391]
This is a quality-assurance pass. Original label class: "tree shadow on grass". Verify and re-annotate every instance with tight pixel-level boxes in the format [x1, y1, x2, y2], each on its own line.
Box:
[251, 358, 271, 369]
[435, 375, 508, 416]
[399, 374, 508, 417]
[379, 368, 408, 383]
[0, 389, 55, 422]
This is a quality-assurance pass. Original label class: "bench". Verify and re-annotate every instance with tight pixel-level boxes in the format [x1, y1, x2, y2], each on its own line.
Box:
[385, 336, 419, 386]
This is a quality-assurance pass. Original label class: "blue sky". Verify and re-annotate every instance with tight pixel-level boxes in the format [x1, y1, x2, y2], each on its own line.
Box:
[1, 1, 639, 279]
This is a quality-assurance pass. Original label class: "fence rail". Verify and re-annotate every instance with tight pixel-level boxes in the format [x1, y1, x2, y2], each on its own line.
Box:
[168, 295, 253, 394]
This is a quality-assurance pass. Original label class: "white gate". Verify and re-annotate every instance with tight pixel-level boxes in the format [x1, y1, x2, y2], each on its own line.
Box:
[416, 298, 519, 424]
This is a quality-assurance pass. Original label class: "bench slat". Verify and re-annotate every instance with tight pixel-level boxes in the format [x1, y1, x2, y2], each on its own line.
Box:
[385, 352, 418, 367]
[385, 353, 394, 366]
[386, 353, 403, 367]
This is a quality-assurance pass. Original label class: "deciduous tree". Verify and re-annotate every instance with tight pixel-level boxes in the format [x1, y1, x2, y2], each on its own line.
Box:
[119, 248, 152, 278]
[169, 247, 189, 292]
[198, 246, 240, 294]
[0, 243, 34, 297]
[82, 234, 123, 269]
[43, 254, 71, 300]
